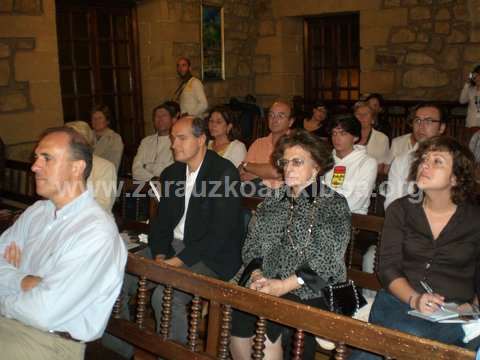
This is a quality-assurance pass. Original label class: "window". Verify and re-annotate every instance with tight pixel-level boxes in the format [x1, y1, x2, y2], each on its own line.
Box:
[304, 13, 360, 102]
[56, 1, 143, 147]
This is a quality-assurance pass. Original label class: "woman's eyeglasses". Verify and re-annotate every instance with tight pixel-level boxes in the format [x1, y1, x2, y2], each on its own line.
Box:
[277, 158, 309, 168]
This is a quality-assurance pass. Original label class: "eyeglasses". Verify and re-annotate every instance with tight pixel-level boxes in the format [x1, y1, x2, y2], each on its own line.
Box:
[411, 117, 441, 126]
[277, 158, 311, 168]
[268, 112, 289, 120]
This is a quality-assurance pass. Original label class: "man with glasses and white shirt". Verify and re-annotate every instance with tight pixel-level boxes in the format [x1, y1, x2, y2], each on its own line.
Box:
[239, 101, 294, 189]
[384, 103, 446, 209]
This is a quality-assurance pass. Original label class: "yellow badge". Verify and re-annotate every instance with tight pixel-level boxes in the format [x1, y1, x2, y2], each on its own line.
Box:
[331, 166, 346, 188]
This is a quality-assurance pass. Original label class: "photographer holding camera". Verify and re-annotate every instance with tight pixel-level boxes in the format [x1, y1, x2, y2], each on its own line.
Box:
[459, 65, 480, 127]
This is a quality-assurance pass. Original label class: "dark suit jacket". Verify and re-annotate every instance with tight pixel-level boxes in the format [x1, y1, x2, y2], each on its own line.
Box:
[149, 150, 243, 280]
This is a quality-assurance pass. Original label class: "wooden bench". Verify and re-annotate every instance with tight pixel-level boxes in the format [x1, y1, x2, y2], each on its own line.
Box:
[107, 254, 475, 360]
[1, 159, 39, 206]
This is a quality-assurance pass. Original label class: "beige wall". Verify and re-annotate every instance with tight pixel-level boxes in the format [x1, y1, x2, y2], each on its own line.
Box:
[0, 0, 63, 160]
[258, 0, 480, 103]
[137, 0, 258, 133]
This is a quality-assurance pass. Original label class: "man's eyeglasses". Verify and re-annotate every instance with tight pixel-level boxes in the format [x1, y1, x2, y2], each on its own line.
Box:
[268, 112, 289, 120]
[277, 158, 310, 168]
[411, 117, 441, 126]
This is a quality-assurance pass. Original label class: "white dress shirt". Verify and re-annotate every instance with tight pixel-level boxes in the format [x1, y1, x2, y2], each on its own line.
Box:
[132, 134, 174, 181]
[386, 133, 414, 164]
[366, 129, 390, 165]
[0, 190, 127, 342]
[384, 144, 418, 209]
[173, 161, 203, 241]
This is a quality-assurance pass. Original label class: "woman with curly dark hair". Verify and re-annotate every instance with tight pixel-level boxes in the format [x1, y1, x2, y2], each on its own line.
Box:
[351, 136, 480, 359]
[230, 129, 351, 360]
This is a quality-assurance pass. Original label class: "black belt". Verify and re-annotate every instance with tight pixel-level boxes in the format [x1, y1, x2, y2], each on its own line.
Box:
[53, 331, 82, 343]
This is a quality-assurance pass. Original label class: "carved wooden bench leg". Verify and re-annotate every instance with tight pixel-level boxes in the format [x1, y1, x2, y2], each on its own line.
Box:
[217, 304, 232, 360]
[335, 342, 348, 360]
[252, 316, 267, 359]
[112, 294, 122, 319]
[291, 329, 305, 360]
[187, 295, 202, 352]
[136, 276, 147, 328]
[160, 285, 173, 339]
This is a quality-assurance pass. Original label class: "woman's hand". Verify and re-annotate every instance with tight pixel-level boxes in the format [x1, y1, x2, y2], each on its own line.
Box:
[250, 275, 299, 297]
[413, 292, 445, 314]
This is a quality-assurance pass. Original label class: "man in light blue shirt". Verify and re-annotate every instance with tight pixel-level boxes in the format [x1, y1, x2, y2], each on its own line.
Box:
[0, 127, 127, 360]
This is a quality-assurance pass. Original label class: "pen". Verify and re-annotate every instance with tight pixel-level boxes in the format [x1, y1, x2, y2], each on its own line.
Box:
[420, 280, 446, 311]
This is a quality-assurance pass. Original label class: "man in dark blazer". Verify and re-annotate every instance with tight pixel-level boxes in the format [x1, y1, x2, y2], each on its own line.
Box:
[149, 115, 243, 343]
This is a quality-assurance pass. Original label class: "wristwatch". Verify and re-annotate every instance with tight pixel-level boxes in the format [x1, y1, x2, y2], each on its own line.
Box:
[297, 276, 305, 286]
[242, 161, 248, 170]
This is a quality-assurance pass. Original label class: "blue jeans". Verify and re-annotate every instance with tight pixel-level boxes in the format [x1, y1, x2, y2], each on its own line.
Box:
[349, 290, 465, 359]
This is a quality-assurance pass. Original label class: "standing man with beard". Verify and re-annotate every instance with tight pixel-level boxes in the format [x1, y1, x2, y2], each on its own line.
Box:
[174, 57, 208, 118]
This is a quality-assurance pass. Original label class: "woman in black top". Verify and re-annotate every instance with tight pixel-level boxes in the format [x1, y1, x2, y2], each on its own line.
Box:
[351, 136, 480, 359]
[302, 101, 330, 140]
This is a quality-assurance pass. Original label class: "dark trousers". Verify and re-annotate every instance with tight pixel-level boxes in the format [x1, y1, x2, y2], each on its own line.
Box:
[349, 290, 465, 359]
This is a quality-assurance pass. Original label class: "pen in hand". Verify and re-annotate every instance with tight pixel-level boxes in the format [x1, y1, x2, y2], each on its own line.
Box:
[420, 280, 446, 311]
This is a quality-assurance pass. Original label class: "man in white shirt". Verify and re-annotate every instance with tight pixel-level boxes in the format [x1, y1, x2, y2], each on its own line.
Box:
[174, 57, 208, 118]
[132, 102, 178, 181]
[384, 103, 446, 209]
[149, 116, 243, 343]
[0, 127, 127, 359]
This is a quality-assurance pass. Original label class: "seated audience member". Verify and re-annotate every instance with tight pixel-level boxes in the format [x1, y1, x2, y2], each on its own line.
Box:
[239, 101, 294, 189]
[208, 106, 247, 168]
[91, 104, 124, 171]
[366, 93, 392, 139]
[0, 127, 127, 359]
[65, 121, 117, 212]
[354, 101, 389, 170]
[324, 115, 377, 215]
[132, 102, 176, 181]
[230, 129, 350, 360]
[384, 103, 446, 209]
[385, 131, 416, 173]
[302, 100, 330, 139]
[149, 116, 243, 344]
[351, 136, 480, 360]
[164, 100, 181, 121]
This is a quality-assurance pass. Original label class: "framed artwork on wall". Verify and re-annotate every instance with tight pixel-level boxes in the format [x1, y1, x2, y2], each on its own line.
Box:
[201, 3, 225, 81]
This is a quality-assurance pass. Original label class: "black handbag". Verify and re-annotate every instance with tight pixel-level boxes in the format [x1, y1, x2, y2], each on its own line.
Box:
[322, 280, 367, 316]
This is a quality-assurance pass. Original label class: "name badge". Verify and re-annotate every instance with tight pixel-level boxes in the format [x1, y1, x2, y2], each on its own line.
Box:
[331, 166, 346, 188]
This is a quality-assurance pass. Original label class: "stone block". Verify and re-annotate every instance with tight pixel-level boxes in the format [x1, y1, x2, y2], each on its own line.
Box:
[0, 0, 13, 12]
[173, 42, 200, 58]
[0, 43, 10, 58]
[376, 54, 399, 66]
[403, 68, 449, 88]
[383, 0, 401, 7]
[405, 52, 434, 65]
[402, 0, 418, 5]
[435, 22, 450, 34]
[259, 20, 276, 36]
[0, 90, 28, 112]
[439, 47, 459, 70]
[408, 43, 426, 51]
[181, 2, 200, 22]
[151, 22, 199, 42]
[390, 28, 416, 43]
[255, 36, 282, 55]
[361, 27, 390, 47]
[13, 0, 42, 14]
[361, 48, 376, 70]
[15, 38, 35, 50]
[453, 5, 468, 21]
[361, 8, 408, 27]
[470, 29, 480, 43]
[15, 52, 59, 82]
[255, 74, 285, 94]
[417, 32, 430, 42]
[361, 71, 395, 93]
[447, 29, 468, 43]
[281, 18, 303, 36]
[464, 45, 480, 62]
[238, 61, 251, 77]
[254, 55, 270, 74]
[429, 36, 443, 53]
[136, 0, 169, 22]
[0, 59, 10, 86]
[435, 8, 450, 20]
[409, 7, 431, 21]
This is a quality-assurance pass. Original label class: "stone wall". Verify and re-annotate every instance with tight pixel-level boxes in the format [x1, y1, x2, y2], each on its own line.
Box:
[256, 0, 480, 102]
[137, 0, 258, 133]
[0, 0, 63, 160]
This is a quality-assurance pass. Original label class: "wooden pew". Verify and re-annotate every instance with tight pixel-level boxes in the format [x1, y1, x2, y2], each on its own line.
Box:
[107, 254, 475, 360]
[1, 159, 39, 206]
